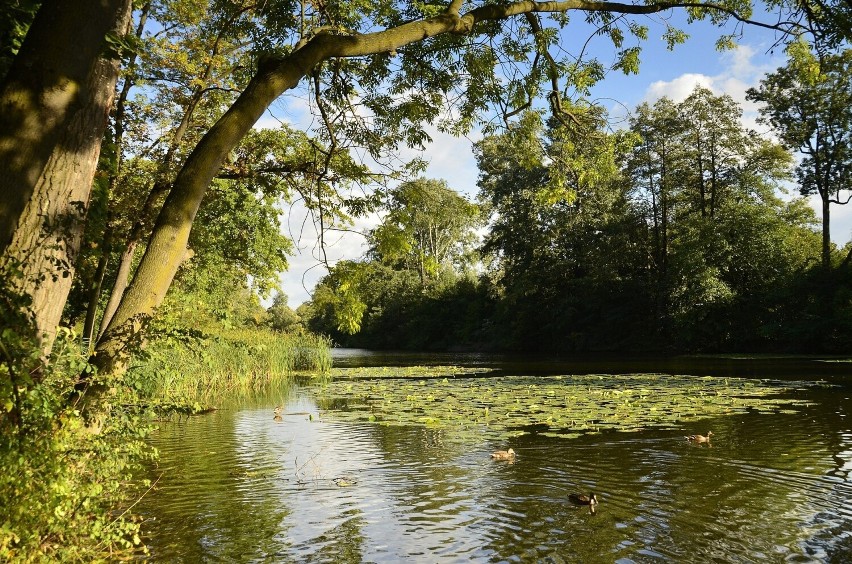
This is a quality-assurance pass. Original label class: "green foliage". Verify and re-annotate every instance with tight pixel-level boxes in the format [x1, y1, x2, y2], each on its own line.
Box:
[266, 291, 301, 333]
[129, 326, 332, 403]
[190, 177, 291, 297]
[747, 42, 852, 267]
[0, 0, 39, 80]
[748, 42, 852, 203]
[129, 265, 332, 402]
[0, 328, 154, 561]
[623, 87, 820, 350]
[306, 261, 494, 350]
[370, 178, 482, 285]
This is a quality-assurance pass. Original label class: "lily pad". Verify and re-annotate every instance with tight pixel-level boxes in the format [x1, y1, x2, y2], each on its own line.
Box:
[313, 369, 823, 441]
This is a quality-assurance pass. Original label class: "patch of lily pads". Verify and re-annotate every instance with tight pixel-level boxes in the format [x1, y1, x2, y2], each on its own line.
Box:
[313, 368, 829, 441]
[330, 365, 496, 379]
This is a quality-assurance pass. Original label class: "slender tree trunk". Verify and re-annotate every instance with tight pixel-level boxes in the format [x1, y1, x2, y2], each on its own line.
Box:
[0, 0, 132, 347]
[82, 237, 110, 350]
[822, 193, 831, 269]
[91, 3, 151, 339]
[99, 238, 136, 337]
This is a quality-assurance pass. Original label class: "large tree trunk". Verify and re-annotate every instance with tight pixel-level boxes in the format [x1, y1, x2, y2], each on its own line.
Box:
[0, 0, 132, 347]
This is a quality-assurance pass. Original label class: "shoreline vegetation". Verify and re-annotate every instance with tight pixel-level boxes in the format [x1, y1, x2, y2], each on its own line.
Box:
[131, 327, 332, 405]
[0, 322, 332, 561]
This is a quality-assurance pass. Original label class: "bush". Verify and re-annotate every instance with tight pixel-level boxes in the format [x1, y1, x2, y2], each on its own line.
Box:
[0, 328, 155, 562]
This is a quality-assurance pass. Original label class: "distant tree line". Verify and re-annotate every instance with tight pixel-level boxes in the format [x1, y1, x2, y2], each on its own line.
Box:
[303, 83, 852, 353]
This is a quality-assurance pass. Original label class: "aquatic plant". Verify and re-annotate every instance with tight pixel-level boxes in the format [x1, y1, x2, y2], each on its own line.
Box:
[315, 369, 824, 441]
[129, 328, 332, 403]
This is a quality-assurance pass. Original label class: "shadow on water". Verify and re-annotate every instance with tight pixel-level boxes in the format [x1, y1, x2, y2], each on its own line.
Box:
[138, 352, 852, 562]
[331, 348, 852, 384]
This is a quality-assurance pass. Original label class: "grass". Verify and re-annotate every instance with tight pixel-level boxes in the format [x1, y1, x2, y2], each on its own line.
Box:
[129, 327, 332, 404]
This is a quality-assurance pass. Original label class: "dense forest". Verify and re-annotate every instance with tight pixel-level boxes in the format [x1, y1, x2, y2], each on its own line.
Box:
[305, 83, 852, 353]
[0, 0, 851, 559]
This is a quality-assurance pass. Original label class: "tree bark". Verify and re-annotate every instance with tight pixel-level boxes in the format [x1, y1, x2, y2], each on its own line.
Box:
[0, 0, 132, 347]
[822, 192, 831, 269]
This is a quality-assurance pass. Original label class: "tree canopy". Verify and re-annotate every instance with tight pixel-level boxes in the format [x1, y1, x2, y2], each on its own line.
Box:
[748, 41, 852, 268]
[0, 0, 844, 389]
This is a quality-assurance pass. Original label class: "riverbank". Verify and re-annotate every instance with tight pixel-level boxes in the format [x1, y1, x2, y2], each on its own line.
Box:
[0, 324, 332, 561]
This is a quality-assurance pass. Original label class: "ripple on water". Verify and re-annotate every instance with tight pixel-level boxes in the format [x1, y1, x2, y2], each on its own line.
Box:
[138, 390, 852, 562]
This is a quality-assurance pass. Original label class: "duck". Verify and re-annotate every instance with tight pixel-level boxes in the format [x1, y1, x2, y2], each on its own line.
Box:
[685, 431, 713, 443]
[490, 448, 516, 461]
[568, 492, 598, 506]
[273, 406, 283, 422]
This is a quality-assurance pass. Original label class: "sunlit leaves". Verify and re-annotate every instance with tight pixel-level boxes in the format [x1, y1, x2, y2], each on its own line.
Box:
[662, 27, 689, 50]
[613, 47, 642, 75]
[747, 41, 852, 266]
[370, 178, 482, 285]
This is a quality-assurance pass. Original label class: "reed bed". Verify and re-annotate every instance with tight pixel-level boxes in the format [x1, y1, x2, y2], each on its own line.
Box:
[130, 328, 332, 403]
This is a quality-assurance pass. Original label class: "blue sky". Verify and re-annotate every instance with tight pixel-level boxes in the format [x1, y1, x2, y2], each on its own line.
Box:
[258, 11, 851, 307]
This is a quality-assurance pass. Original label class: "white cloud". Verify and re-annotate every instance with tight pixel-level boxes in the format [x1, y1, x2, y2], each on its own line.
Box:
[643, 72, 716, 103]
[639, 45, 790, 134]
[396, 126, 482, 197]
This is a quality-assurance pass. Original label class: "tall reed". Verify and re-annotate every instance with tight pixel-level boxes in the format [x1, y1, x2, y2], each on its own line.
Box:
[129, 328, 332, 403]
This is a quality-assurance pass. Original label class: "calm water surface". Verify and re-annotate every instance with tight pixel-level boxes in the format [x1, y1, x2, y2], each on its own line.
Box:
[138, 351, 852, 562]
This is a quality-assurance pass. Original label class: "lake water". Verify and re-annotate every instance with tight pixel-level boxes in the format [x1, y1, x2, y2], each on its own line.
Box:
[138, 350, 852, 562]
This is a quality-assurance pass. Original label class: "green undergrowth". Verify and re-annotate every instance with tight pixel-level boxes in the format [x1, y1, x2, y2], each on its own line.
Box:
[315, 368, 828, 442]
[129, 327, 332, 404]
[0, 329, 155, 562]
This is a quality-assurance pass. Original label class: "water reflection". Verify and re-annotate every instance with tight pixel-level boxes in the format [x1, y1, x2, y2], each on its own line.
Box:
[140, 384, 852, 562]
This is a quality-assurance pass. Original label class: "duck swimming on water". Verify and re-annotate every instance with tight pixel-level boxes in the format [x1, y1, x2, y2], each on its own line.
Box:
[685, 431, 713, 443]
[491, 448, 516, 461]
[273, 406, 283, 422]
[568, 493, 598, 506]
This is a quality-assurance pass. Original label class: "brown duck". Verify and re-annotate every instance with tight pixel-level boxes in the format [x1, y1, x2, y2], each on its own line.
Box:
[490, 448, 516, 461]
[568, 493, 598, 506]
[273, 406, 283, 422]
[685, 431, 713, 443]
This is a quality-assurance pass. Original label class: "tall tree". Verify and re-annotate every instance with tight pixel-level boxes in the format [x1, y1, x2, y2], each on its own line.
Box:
[0, 0, 809, 386]
[371, 178, 481, 285]
[747, 41, 852, 269]
[627, 87, 804, 347]
[627, 98, 683, 326]
[0, 0, 133, 347]
[477, 110, 646, 350]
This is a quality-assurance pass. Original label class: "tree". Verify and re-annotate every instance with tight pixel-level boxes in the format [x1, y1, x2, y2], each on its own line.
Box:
[747, 41, 852, 269]
[371, 178, 481, 285]
[0, 0, 810, 387]
[627, 87, 813, 348]
[0, 0, 133, 348]
[477, 110, 648, 350]
[627, 98, 683, 326]
[267, 292, 300, 332]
